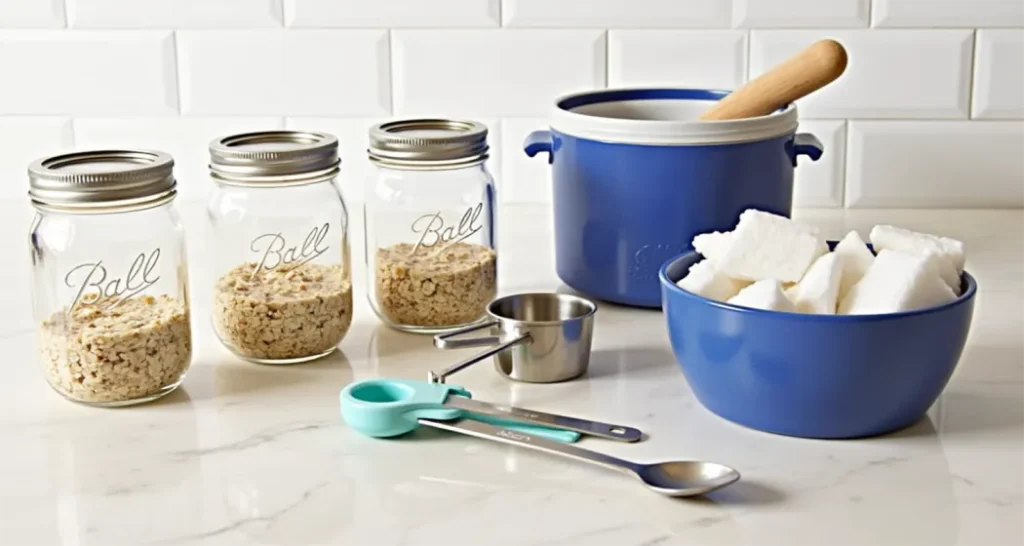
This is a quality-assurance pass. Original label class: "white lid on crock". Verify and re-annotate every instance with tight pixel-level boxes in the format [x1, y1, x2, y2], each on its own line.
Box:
[549, 88, 799, 146]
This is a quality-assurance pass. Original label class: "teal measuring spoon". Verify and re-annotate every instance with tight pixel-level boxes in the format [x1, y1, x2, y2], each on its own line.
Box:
[340, 378, 642, 443]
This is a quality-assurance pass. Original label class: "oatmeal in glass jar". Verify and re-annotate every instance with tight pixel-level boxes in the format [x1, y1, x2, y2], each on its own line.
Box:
[207, 131, 353, 364]
[28, 150, 192, 406]
[364, 119, 498, 334]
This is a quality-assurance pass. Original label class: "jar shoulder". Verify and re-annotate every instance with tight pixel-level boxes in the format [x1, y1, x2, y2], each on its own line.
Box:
[367, 165, 495, 203]
[30, 203, 186, 250]
[207, 181, 348, 218]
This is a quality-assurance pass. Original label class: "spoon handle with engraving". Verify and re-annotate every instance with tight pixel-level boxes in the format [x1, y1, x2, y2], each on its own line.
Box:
[418, 418, 641, 475]
[443, 396, 643, 443]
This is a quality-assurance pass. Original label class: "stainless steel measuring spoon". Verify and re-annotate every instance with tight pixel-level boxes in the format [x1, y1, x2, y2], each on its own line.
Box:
[419, 417, 740, 497]
[443, 395, 642, 443]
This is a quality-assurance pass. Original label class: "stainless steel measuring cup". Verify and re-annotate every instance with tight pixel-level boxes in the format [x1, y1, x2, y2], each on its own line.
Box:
[430, 292, 597, 384]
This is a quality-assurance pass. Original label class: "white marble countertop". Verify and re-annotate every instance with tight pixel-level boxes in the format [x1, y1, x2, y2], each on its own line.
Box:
[1, 201, 1021, 546]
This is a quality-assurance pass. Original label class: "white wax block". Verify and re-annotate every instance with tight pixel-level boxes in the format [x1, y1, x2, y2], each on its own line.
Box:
[869, 225, 961, 295]
[833, 230, 875, 300]
[738, 208, 818, 233]
[785, 252, 843, 314]
[716, 209, 829, 283]
[870, 224, 965, 272]
[868, 222, 962, 270]
[727, 279, 797, 313]
[676, 259, 746, 302]
[692, 231, 733, 263]
[921, 249, 961, 295]
[838, 250, 957, 315]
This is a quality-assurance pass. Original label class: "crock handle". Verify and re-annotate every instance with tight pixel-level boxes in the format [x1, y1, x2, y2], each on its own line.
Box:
[793, 133, 824, 163]
[523, 130, 553, 164]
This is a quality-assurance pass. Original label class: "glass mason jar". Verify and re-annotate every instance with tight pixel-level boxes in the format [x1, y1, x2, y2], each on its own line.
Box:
[28, 150, 192, 407]
[365, 119, 498, 334]
[207, 130, 353, 364]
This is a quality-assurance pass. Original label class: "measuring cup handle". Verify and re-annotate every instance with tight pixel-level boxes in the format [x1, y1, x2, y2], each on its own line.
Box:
[429, 332, 531, 384]
[434, 320, 501, 349]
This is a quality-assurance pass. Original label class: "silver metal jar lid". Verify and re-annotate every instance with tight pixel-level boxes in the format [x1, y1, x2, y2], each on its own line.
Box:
[368, 119, 489, 169]
[208, 130, 340, 185]
[28, 150, 177, 213]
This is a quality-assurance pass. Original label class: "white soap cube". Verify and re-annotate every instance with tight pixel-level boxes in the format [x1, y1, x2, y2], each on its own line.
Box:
[692, 231, 733, 263]
[838, 249, 957, 315]
[676, 259, 746, 302]
[869, 225, 961, 295]
[870, 224, 965, 272]
[727, 279, 797, 312]
[833, 230, 875, 300]
[716, 209, 829, 283]
[785, 252, 843, 314]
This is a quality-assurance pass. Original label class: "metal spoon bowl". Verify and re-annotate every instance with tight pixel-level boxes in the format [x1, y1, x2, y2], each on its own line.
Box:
[635, 461, 741, 497]
[420, 418, 740, 497]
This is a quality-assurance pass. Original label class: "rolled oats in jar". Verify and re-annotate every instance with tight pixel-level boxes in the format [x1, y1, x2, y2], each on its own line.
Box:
[28, 150, 193, 406]
[365, 119, 498, 334]
[207, 131, 353, 364]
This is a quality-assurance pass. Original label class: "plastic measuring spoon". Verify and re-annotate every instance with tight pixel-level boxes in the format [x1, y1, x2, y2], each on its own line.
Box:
[340, 378, 641, 443]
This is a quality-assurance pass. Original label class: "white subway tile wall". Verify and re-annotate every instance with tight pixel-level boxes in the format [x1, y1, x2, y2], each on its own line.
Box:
[177, 30, 390, 116]
[750, 29, 974, 119]
[0, 30, 178, 115]
[285, 0, 500, 28]
[0, 0, 1020, 209]
[872, 0, 1024, 28]
[392, 29, 605, 117]
[503, 0, 732, 28]
[0, 0, 64, 28]
[0, 117, 73, 201]
[733, 0, 870, 28]
[972, 30, 1024, 120]
[846, 121, 1024, 208]
[608, 30, 747, 89]
[68, 0, 283, 28]
[793, 120, 847, 208]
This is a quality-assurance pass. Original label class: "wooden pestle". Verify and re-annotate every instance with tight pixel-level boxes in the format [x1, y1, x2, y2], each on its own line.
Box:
[699, 39, 848, 121]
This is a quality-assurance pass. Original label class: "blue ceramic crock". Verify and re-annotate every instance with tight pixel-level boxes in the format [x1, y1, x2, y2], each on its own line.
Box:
[659, 249, 978, 439]
[524, 88, 824, 308]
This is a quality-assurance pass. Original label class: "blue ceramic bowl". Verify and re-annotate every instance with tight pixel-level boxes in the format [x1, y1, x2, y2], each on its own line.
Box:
[659, 248, 977, 439]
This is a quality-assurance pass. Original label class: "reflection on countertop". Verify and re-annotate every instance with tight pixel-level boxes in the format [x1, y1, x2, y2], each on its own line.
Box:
[0, 203, 1021, 546]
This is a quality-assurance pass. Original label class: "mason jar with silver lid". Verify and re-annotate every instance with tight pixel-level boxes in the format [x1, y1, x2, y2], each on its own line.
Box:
[28, 149, 193, 406]
[207, 130, 353, 364]
[365, 119, 497, 334]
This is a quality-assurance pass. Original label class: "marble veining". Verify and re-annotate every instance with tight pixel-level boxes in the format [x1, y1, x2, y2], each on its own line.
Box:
[0, 203, 1021, 545]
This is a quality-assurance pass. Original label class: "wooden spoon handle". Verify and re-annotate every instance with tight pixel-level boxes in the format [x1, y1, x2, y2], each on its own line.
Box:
[699, 39, 848, 121]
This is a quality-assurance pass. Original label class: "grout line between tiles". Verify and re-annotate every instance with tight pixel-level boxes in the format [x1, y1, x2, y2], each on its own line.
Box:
[169, 30, 183, 116]
[386, 29, 395, 115]
[67, 117, 77, 149]
[842, 119, 856, 208]
[967, 29, 979, 119]
[602, 29, 609, 88]
[838, 120, 849, 208]
[745, 29, 753, 81]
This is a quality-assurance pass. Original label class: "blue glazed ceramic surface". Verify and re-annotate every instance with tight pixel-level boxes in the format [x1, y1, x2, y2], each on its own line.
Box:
[658, 249, 977, 439]
[524, 88, 824, 309]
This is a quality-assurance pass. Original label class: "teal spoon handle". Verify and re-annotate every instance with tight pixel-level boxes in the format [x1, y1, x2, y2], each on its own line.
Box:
[464, 413, 581, 443]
